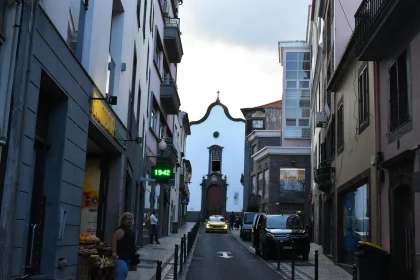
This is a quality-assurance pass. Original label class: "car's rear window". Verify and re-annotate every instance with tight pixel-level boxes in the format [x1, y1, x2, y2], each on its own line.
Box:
[266, 215, 303, 229]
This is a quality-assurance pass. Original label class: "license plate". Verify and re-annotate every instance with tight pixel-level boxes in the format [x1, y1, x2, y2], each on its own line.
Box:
[283, 246, 292, 249]
[214, 226, 220, 229]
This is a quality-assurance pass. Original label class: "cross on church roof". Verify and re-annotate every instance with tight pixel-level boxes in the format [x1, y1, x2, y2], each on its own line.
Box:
[216, 90, 220, 102]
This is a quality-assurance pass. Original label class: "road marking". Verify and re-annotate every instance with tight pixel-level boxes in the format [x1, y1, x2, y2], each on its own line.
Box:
[218, 251, 233, 258]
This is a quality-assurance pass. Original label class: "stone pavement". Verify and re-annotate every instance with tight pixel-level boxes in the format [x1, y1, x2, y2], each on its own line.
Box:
[128, 222, 196, 280]
[231, 227, 352, 280]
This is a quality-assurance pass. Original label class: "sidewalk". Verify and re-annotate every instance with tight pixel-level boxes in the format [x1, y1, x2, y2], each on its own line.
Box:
[231, 227, 352, 280]
[128, 222, 196, 280]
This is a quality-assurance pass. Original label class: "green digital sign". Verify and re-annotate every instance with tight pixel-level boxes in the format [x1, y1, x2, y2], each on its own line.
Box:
[151, 166, 172, 180]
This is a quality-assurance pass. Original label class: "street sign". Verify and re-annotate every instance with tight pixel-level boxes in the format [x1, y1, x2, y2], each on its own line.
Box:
[218, 251, 233, 258]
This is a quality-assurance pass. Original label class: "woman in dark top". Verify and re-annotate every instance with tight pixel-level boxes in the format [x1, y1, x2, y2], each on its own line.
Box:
[112, 212, 136, 280]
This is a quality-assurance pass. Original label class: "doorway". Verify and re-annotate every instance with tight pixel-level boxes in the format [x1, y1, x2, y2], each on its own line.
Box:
[391, 184, 414, 279]
[206, 185, 222, 217]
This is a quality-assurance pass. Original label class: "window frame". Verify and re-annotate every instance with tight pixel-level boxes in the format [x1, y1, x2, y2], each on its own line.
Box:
[358, 62, 370, 134]
[337, 97, 344, 155]
[208, 146, 223, 174]
[387, 49, 412, 143]
[252, 119, 264, 129]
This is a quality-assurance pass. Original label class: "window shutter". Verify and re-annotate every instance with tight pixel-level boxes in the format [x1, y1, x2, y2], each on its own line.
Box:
[389, 63, 399, 132]
[397, 52, 409, 127]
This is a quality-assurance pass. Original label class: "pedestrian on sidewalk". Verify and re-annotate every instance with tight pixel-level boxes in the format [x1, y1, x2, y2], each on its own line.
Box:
[229, 212, 235, 230]
[150, 210, 161, 244]
[112, 212, 140, 280]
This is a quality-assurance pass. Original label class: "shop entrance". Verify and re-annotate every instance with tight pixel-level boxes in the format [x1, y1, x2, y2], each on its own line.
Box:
[391, 184, 414, 279]
[206, 185, 222, 217]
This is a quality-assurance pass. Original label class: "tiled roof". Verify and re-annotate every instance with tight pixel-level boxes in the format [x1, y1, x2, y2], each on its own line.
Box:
[256, 100, 282, 109]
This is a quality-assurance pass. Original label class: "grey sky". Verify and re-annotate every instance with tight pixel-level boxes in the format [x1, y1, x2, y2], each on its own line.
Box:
[177, 0, 312, 121]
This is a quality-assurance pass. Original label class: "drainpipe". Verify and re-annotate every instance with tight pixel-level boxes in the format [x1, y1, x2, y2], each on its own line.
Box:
[0, 0, 22, 149]
[374, 61, 382, 246]
[0, 0, 38, 278]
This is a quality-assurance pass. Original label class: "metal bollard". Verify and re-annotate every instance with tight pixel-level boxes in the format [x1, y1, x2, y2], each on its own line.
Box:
[315, 250, 319, 280]
[180, 238, 184, 273]
[291, 241, 295, 280]
[353, 264, 357, 280]
[174, 244, 179, 280]
[187, 232, 191, 254]
[156, 260, 162, 280]
[183, 234, 187, 263]
[276, 240, 281, 270]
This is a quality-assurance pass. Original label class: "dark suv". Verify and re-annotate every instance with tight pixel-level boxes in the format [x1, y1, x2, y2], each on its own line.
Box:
[240, 212, 259, 240]
[252, 213, 310, 260]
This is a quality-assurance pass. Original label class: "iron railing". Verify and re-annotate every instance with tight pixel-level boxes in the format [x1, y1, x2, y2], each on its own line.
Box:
[314, 160, 333, 192]
[354, 0, 391, 53]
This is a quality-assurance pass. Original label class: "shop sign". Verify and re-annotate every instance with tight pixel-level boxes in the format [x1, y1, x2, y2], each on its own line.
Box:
[91, 92, 126, 149]
[279, 168, 305, 192]
[91, 92, 115, 136]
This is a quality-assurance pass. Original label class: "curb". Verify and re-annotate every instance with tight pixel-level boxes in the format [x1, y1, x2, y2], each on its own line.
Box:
[178, 228, 200, 280]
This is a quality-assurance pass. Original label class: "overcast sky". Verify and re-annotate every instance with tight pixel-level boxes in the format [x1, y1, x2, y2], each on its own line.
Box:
[176, 0, 312, 121]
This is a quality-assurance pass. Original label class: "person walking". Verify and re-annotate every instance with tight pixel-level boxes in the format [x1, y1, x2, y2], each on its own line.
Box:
[229, 212, 235, 231]
[112, 212, 139, 280]
[150, 210, 160, 244]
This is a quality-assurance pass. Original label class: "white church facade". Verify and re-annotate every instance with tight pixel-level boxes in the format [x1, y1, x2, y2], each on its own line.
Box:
[186, 97, 245, 221]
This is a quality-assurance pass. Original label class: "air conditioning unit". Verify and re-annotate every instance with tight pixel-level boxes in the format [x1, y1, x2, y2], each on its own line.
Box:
[316, 112, 327, 128]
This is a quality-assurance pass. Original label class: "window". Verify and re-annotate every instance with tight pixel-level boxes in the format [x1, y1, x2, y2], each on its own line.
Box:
[136, 83, 141, 128]
[257, 172, 263, 196]
[337, 100, 344, 154]
[252, 119, 263, 129]
[251, 175, 257, 195]
[284, 51, 311, 139]
[251, 144, 257, 171]
[389, 51, 409, 133]
[136, 0, 141, 29]
[211, 150, 221, 172]
[158, 121, 164, 138]
[153, 39, 162, 71]
[146, 43, 150, 80]
[358, 64, 369, 133]
[150, 110, 157, 131]
[149, 0, 153, 33]
[263, 169, 269, 198]
[143, 0, 148, 40]
[286, 119, 296, 126]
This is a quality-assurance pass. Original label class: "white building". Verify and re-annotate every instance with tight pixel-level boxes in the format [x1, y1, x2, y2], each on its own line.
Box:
[186, 97, 245, 221]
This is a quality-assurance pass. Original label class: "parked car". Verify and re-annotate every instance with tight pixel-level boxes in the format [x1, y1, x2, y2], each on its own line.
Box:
[205, 215, 228, 233]
[252, 213, 310, 260]
[240, 212, 259, 240]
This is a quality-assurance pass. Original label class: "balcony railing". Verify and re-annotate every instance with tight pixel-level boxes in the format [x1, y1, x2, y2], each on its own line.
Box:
[354, 0, 391, 55]
[157, 137, 178, 167]
[314, 160, 333, 193]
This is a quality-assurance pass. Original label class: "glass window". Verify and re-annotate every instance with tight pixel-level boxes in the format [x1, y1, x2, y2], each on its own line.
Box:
[299, 81, 310, 88]
[286, 81, 297, 88]
[266, 215, 303, 229]
[286, 71, 298, 79]
[285, 108, 298, 119]
[286, 119, 296, 126]
[244, 213, 257, 224]
[263, 169, 269, 198]
[286, 52, 298, 60]
[252, 119, 263, 129]
[252, 176, 257, 194]
[286, 61, 298, 70]
[299, 52, 311, 60]
[257, 173, 263, 196]
[298, 71, 310, 80]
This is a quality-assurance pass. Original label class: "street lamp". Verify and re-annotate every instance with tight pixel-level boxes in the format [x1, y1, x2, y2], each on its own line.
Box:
[158, 138, 167, 152]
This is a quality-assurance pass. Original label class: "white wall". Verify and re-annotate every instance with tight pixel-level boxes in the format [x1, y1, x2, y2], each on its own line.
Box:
[186, 105, 245, 213]
[41, 0, 71, 40]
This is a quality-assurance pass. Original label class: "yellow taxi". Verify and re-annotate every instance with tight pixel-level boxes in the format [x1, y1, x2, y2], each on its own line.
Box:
[205, 215, 228, 233]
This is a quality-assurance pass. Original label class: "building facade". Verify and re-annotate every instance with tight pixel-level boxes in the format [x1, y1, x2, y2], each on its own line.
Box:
[0, 0, 186, 278]
[354, 0, 420, 278]
[240, 100, 282, 212]
[186, 97, 245, 221]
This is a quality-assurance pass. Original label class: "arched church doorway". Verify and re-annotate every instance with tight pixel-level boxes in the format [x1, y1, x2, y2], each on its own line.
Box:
[206, 185, 222, 218]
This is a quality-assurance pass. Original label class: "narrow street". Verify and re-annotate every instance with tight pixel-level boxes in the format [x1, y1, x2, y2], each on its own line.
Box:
[184, 227, 352, 280]
[186, 228, 280, 280]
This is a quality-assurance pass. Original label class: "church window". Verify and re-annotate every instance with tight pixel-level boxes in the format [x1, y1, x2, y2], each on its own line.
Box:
[213, 131, 219, 138]
[208, 146, 223, 173]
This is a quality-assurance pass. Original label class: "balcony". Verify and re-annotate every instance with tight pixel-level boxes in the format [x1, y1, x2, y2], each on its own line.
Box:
[354, 0, 420, 60]
[160, 77, 181, 114]
[164, 18, 184, 63]
[314, 160, 333, 193]
[157, 137, 178, 167]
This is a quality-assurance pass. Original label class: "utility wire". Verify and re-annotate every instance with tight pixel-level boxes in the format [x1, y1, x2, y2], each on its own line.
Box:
[338, 0, 353, 32]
